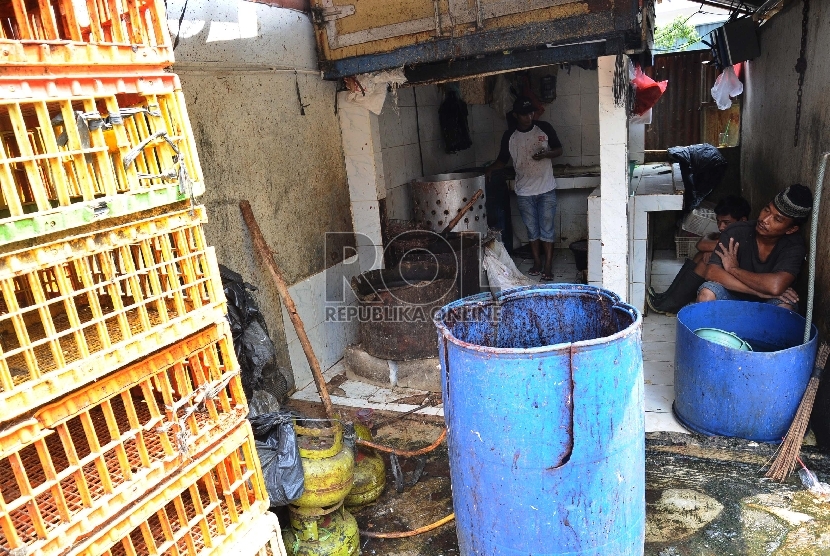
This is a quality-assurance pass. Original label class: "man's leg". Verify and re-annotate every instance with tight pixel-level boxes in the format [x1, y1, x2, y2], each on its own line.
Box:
[516, 194, 542, 274]
[537, 190, 557, 279]
[697, 287, 717, 302]
[697, 281, 736, 303]
[646, 259, 705, 315]
[486, 170, 514, 255]
[529, 239, 543, 273]
[765, 298, 797, 312]
[543, 241, 554, 277]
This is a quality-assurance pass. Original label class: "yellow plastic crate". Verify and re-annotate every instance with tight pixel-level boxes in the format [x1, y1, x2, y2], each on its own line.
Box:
[0, 320, 247, 556]
[0, 206, 226, 420]
[0, 71, 204, 244]
[226, 512, 289, 556]
[70, 421, 269, 556]
[0, 0, 173, 68]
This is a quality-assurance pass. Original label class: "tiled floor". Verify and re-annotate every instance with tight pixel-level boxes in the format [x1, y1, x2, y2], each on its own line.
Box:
[290, 248, 690, 433]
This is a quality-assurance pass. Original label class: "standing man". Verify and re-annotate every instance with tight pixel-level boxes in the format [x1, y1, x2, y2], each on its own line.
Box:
[486, 97, 563, 281]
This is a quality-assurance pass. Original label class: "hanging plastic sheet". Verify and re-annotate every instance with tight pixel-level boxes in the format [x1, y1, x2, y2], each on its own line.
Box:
[711, 65, 744, 110]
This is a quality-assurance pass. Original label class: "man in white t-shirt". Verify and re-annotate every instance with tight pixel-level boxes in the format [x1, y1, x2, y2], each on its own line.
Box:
[485, 97, 563, 281]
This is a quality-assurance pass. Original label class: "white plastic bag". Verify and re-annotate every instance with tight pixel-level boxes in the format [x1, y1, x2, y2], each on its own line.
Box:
[711, 66, 743, 110]
[345, 69, 408, 115]
[489, 75, 514, 119]
[630, 108, 652, 125]
[798, 466, 830, 502]
[482, 239, 534, 291]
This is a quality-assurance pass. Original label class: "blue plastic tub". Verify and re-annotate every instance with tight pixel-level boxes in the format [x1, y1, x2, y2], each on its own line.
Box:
[434, 284, 644, 556]
[675, 300, 818, 442]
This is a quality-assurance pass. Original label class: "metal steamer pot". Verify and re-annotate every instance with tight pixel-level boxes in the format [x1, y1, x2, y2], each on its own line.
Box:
[411, 173, 487, 234]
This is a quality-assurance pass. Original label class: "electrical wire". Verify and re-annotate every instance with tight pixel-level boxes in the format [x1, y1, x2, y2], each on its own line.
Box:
[356, 428, 447, 456]
[360, 513, 456, 539]
[356, 429, 452, 539]
[652, 2, 706, 52]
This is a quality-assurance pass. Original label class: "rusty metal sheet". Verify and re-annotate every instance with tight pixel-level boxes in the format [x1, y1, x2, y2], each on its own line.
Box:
[644, 50, 712, 150]
[311, 0, 645, 79]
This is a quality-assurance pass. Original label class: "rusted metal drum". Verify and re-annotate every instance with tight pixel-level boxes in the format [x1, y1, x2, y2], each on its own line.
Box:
[397, 232, 482, 299]
[411, 173, 487, 234]
[434, 285, 644, 555]
[352, 266, 458, 360]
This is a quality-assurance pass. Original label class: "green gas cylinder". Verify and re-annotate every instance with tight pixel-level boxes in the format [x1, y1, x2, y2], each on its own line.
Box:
[345, 416, 386, 508]
[283, 503, 360, 556]
[292, 420, 354, 509]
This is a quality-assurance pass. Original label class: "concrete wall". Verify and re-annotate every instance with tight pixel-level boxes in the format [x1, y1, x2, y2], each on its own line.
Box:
[741, 1, 830, 335]
[168, 0, 356, 387]
[379, 67, 600, 245]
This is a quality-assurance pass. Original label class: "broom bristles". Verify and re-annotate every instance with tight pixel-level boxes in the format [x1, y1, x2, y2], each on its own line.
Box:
[765, 341, 830, 482]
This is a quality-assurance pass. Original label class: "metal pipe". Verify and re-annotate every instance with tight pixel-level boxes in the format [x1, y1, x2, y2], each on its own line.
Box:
[804, 152, 830, 343]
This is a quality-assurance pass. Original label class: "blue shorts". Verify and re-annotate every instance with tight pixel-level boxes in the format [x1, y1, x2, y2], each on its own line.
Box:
[698, 281, 788, 306]
[516, 189, 557, 243]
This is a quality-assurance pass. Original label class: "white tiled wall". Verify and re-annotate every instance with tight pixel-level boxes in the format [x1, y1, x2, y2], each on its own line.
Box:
[378, 89, 422, 221]
[338, 91, 385, 273]
[282, 255, 362, 390]
[376, 70, 601, 240]
[411, 85, 477, 178]
[597, 56, 629, 300]
[587, 186, 602, 286]
[537, 66, 601, 168]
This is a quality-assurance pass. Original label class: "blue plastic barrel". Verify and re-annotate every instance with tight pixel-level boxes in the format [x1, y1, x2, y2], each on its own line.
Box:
[434, 284, 644, 556]
[675, 300, 818, 442]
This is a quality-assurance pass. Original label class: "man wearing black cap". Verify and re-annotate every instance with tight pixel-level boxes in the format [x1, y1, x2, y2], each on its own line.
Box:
[696, 184, 813, 310]
[485, 96, 563, 280]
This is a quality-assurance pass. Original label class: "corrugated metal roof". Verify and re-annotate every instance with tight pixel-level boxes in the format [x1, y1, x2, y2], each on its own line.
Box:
[643, 50, 712, 150]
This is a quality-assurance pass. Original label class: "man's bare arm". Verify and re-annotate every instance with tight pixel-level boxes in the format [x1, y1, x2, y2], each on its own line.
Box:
[702, 264, 771, 297]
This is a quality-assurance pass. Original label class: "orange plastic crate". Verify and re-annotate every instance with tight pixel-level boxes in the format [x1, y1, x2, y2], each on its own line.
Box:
[71, 421, 268, 556]
[0, 320, 247, 555]
[0, 71, 205, 244]
[0, 0, 173, 68]
[0, 205, 227, 420]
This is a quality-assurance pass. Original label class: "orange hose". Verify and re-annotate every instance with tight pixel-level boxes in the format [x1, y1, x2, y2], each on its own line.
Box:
[360, 513, 455, 539]
[355, 428, 447, 456]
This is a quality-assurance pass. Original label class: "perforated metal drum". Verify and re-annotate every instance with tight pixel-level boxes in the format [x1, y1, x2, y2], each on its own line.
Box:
[411, 173, 487, 234]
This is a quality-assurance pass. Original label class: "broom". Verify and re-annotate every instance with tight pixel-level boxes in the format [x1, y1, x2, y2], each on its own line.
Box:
[765, 341, 830, 481]
[766, 153, 830, 481]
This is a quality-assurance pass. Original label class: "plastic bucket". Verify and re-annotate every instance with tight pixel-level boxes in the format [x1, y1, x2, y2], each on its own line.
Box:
[569, 239, 589, 271]
[675, 300, 818, 442]
[434, 284, 644, 555]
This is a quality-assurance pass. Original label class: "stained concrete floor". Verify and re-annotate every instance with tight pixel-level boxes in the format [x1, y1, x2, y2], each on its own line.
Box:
[284, 249, 830, 555]
[277, 410, 830, 556]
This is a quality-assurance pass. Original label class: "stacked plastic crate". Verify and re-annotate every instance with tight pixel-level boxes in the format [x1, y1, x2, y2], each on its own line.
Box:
[0, 2, 282, 555]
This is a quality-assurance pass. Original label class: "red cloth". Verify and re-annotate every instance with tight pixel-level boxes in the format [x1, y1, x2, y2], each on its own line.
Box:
[632, 67, 668, 116]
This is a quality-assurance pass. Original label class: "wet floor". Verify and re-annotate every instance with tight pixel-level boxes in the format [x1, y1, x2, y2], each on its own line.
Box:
[285, 409, 830, 556]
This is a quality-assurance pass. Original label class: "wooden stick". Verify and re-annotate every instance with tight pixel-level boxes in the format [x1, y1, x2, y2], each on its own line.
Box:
[441, 188, 483, 236]
[239, 200, 334, 420]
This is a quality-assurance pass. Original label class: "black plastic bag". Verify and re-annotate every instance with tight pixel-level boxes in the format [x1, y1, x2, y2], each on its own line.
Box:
[219, 264, 294, 401]
[249, 412, 305, 506]
[667, 143, 728, 212]
[439, 90, 473, 154]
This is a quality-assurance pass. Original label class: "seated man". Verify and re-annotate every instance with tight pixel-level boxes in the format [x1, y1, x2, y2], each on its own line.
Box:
[697, 184, 813, 311]
[693, 196, 751, 264]
[647, 195, 751, 315]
